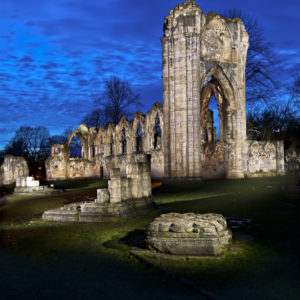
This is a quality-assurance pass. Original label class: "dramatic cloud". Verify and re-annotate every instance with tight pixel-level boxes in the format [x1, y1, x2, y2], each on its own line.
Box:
[0, 0, 299, 149]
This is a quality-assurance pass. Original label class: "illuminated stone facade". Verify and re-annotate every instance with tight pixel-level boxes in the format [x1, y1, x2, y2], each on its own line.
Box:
[45, 1, 284, 181]
[46, 103, 164, 180]
[43, 154, 152, 222]
[0, 155, 29, 185]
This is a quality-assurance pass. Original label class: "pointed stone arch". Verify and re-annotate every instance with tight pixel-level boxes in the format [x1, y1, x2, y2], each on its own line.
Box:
[106, 123, 115, 156]
[66, 124, 89, 159]
[200, 65, 237, 110]
[132, 112, 146, 153]
[95, 126, 106, 155]
[147, 103, 164, 151]
[115, 116, 131, 155]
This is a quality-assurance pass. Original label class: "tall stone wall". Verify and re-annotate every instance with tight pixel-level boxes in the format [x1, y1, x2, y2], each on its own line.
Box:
[162, 1, 249, 179]
[45, 1, 285, 181]
[0, 155, 29, 185]
[247, 141, 285, 176]
[46, 103, 164, 180]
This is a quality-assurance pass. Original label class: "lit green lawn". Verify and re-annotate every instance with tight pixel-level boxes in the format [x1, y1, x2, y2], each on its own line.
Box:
[0, 175, 299, 299]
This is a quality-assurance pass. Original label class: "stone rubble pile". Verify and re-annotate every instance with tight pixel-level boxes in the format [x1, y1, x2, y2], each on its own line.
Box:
[14, 176, 55, 194]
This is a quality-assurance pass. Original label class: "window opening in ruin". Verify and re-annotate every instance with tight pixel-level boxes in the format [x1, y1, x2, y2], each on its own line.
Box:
[136, 124, 142, 152]
[207, 95, 220, 141]
[92, 146, 95, 158]
[122, 128, 127, 154]
[110, 135, 114, 155]
[154, 114, 162, 149]
[201, 77, 224, 143]
[69, 135, 82, 158]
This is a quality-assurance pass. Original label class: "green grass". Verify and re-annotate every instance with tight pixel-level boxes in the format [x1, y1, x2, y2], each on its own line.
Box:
[0, 175, 299, 299]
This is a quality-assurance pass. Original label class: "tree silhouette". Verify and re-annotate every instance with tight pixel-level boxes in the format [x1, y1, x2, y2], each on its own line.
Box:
[224, 9, 280, 102]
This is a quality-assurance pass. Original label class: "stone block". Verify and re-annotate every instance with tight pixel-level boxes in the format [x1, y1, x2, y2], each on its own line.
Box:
[147, 213, 232, 256]
[108, 177, 121, 203]
[42, 208, 79, 222]
[96, 188, 109, 203]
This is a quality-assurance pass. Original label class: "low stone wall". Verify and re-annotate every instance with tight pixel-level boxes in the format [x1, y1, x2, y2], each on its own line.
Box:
[45, 144, 99, 180]
[0, 155, 29, 185]
[246, 141, 284, 177]
[149, 150, 164, 179]
[285, 144, 300, 171]
[201, 142, 226, 179]
[66, 159, 98, 178]
[43, 154, 153, 222]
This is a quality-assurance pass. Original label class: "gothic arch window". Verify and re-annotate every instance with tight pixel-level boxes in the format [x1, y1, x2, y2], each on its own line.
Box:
[69, 134, 82, 158]
[121, 128, 127, 154]
[153, 114, 162, 150]
[109, 134, 114, 155]
[201, 76, 226, 143]
[136, 124, 142, 152]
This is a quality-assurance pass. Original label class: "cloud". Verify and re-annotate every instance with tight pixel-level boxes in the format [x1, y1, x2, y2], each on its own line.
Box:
[0, 0, 299, 150]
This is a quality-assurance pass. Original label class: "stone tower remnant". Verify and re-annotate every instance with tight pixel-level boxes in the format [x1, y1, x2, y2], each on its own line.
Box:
[162, 1, 249, 179]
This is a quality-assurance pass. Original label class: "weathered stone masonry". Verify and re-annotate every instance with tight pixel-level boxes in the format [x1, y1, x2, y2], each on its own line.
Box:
[45, 1, 284, 181]
[46, 103, 164, 180]
[0, 155, 29, 186]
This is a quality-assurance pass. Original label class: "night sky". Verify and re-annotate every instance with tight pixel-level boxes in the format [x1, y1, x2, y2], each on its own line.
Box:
[1, 0, 299, 150]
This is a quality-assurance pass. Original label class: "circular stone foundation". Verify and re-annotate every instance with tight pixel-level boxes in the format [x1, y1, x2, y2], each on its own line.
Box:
[147, 213, 232, 256]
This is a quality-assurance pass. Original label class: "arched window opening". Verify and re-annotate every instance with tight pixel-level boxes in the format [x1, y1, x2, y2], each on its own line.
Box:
[92, 145, 95, 158]
[207, 96, 219, 141]
[70, 135, 82, 158]
[122, 128, 127, 154]
[154, 114, 162, 150]
[109, 135, 114, 155]
[201, 76, 225, 143]
[136, 124, 142, 152]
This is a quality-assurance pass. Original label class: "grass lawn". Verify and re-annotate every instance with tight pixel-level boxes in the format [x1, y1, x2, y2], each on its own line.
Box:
[0, 175, 299, 299]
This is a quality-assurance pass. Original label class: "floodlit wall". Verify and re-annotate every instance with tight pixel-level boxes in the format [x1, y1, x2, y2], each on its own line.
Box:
[0, 155, 29, 185]
[46, 103, 164, 180]
[45, 1, 285, 181]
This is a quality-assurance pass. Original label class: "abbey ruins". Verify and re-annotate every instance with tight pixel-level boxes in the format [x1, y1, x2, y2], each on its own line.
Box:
[37, 1, 286, 181]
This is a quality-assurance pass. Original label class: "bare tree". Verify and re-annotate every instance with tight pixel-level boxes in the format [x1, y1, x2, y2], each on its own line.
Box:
[95, 76, 141, 125]
[247, 98, 299, 141]
[224, 9, 280, 102]
[291, 66, 300, 101]
[5, 126, 51, 162]
[4, 126, 51, 177]
[81, 108, 108, 128]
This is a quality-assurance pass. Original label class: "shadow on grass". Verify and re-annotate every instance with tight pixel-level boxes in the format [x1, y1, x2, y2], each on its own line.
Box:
[0, 174, 299, 299]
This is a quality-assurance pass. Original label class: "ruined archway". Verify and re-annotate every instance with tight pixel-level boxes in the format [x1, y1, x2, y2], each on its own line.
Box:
[132, 111, 145, 153]
[162, 1, 249, 178]
[200, 75, 229, 178]
[66, 125, 89, 160]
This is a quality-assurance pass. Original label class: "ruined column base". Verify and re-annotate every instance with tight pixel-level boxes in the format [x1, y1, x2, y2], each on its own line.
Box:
[42, 197, 153, 223]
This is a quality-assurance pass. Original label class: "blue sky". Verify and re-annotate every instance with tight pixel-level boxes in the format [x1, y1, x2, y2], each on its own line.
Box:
[0, 0, 299, 149]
